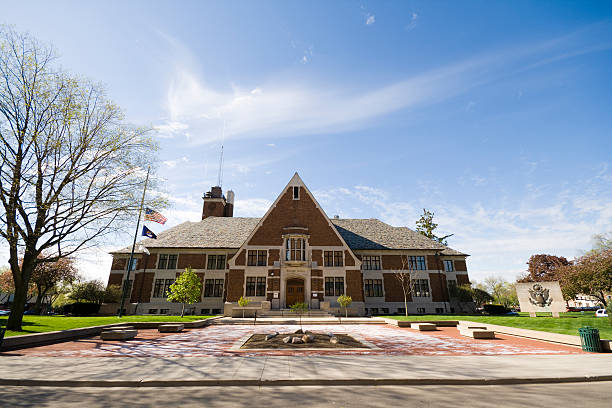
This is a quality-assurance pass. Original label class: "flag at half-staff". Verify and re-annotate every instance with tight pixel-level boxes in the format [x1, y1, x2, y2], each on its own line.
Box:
[142, 225, 157, 239]
[144, 208, 167, 224]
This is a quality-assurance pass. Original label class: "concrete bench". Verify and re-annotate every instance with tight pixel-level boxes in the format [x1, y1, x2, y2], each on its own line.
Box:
[100, 329, 137, 341]
[410, 323, 437, 331]
[461, 329, 496, 339]
[458, 325, 487, 336]
[158, 324, 184, 333]
[105, 325, 135, 331]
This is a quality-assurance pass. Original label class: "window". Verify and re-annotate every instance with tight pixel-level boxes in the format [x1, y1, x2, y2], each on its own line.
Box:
[412, 279, 430, 297]
[324, 251, 343, 267]
[407, 256, 426, 270]
[293, 186, 300, 200]
[417, 307, 426, 314]
[325, 277, 344, 296]
[158, 254, 177, 269]
[286, 238, 305, 261]
[148, 309, 157, 314]
[444, 260, 454, 272]
[364, 279, 383, 297]
[245, 277, 266, 296]
[204, 279, 224, 297]
[397, 307, 406, 315]
[212, 308, 221, 314]
[370, 308, 379, 315]
[247, 250, 267, 266]
[153, 278, 174, 298]
[200, 308, 210, 315]
[362, 256, 381, 270]
[207, 254, 226, 270]
[128, 258, 138, 271]
[435, 307, 444, 314]
[160, 308, 169, 315]
[382, 308, 389, 314]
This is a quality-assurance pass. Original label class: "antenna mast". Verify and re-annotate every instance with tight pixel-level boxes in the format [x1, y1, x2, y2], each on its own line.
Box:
[217, 119, 226, 188]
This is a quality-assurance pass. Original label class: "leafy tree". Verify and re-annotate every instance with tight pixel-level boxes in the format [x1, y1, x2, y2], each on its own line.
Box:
[0, 266, 35, 304]
[591, 233, 612, 252]
[465, 285, 494, 308]
[0, 26, 163, 331]
[289, 302, 309, 331]
[68, 281, 106, 304]
[237, 296, 250, 318]
[478, 277, 517, 308]
[167, 268, 202, 317]
[518, 254, 570, 283]
[337, 295, 352, 320]
[559, 249, 612, 307]
[103, 284, 123, 303]
[29, 256, 79, 314]
[415, 209, 453, 245]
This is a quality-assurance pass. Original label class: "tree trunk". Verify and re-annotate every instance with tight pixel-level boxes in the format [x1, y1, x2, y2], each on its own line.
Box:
[404, 293, 408, 317]
[7, 282, 28, 331]
[181, 302, 185, 318]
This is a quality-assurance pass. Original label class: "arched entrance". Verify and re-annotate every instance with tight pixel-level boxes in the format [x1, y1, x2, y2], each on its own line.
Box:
[285, 278, 305, 307]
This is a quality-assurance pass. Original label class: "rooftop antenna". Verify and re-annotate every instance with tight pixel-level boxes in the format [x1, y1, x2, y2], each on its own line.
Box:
[217, 119, 226, 188]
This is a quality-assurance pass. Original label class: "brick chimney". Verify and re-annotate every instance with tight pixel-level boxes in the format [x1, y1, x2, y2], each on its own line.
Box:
[202, 186, 235, 219]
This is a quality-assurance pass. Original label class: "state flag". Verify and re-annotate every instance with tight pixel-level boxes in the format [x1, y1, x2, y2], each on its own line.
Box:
[142, 225, 157, 239]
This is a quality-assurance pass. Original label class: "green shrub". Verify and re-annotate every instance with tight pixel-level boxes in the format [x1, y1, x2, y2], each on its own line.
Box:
[62, 302, 101, 316]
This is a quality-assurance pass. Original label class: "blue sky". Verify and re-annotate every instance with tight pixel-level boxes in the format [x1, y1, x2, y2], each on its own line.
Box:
[3, 1, 612, 282]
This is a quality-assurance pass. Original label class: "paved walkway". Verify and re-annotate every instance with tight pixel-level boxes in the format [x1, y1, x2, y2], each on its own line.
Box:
[2, 354, 612, 386]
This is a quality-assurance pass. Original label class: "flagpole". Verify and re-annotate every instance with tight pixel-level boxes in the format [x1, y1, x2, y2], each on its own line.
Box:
[118, 166, 150, 318]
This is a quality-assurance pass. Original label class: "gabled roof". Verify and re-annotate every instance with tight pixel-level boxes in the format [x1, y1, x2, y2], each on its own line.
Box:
[111, 215, 467, 256]
[331, 218, 467, 255]
[110, 217, 260, 254]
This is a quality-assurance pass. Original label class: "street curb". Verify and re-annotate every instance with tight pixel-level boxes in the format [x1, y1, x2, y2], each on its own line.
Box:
[2, 375, 612, 387]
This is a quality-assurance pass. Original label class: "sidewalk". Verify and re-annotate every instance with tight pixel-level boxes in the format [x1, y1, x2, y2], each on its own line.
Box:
[2, 354, 612, 386]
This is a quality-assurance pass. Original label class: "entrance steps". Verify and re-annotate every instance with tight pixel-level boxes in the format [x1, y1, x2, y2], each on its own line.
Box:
[257, 309, 334, 318]
[211, 316, 389, 325]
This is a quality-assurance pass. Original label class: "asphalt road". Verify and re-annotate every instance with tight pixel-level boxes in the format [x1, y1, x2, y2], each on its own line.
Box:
[1, 382, 609, 407]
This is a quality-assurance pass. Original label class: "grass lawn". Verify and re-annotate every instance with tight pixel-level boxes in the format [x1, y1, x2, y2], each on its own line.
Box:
[1, 315, 216, 337]
[382, 313, 612, 339]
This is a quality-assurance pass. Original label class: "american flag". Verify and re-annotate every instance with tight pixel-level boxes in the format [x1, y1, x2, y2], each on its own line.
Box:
[144, 208, 167, 224]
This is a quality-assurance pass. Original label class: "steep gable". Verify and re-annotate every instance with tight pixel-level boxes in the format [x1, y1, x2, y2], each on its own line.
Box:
[230, 173, 358, 264]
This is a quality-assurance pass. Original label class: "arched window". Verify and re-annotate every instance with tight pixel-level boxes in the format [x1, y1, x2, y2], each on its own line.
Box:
[286, 237, 305, 261]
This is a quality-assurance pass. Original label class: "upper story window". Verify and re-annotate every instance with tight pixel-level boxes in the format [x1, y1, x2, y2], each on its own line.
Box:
[158, 254, 177, 270]
[128, 258, 138, 271]
[362, 256, 381, 270]
[207, 254, 226, 270]
[286, 238, 305, 261]
[407, 256, 426, 271]
[293, 186, 300, 200]
[324, 251, 344, 267]
[444, 260, 454, 272]
[247, 250, 267, 266]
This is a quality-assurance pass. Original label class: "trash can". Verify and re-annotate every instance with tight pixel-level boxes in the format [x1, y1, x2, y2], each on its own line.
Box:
[578, 326, 602, 353]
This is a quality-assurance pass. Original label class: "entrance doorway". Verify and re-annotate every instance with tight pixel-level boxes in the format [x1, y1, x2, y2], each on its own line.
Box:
[286, 278, 304, 307]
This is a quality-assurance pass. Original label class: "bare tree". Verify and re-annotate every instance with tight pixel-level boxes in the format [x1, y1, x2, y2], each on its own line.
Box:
[394, 255, 415, 317]
[0, 27, 163, 330]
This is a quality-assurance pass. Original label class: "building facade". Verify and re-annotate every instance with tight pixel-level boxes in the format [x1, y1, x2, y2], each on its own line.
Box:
[108, 173, 473, 316]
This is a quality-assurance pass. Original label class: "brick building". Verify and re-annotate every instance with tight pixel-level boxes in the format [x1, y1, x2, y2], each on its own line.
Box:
[108, 173, 473, 316]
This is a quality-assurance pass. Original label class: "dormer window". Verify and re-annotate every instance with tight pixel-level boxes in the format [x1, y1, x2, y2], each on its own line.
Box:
[293, 186, 299, 200]
[286, 237, 305, 261]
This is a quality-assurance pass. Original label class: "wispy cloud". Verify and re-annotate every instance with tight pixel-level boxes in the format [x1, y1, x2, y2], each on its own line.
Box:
[160, 26, 612, 145]
[314, 168, 612, 282]
[365, 14, 376, 25]
[406, 12, 418, 30]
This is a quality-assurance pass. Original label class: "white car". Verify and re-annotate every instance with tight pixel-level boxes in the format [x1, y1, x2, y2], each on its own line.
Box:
[595, 309, 608, 317]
